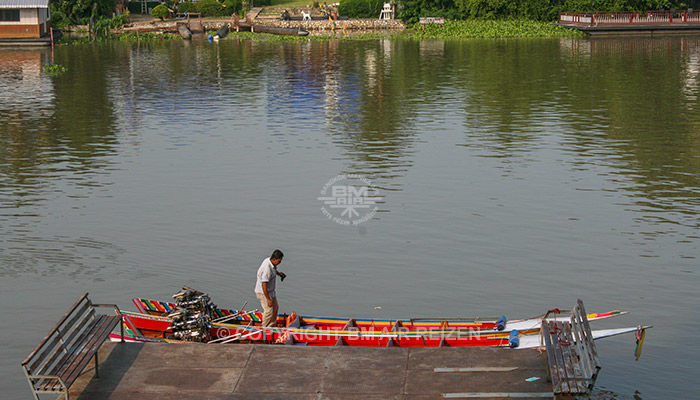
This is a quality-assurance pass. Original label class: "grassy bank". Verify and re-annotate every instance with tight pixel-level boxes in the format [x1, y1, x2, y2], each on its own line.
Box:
[118, 32, 181, 41]
[403, 19, 585, 39]
[56, 31, 180, 45]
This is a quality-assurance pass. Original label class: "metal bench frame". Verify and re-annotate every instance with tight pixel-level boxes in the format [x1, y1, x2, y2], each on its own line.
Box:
[541, 299, 601, 395]
[21, 293, 124, 400]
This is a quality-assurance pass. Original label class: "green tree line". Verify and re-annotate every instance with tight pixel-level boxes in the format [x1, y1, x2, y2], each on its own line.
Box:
[341, 0, 697, 23]
[49, 0, 699, 29]
[50, 0, 117, 26]
[50, 0, 261, 27]
[455, 0, 694, 21]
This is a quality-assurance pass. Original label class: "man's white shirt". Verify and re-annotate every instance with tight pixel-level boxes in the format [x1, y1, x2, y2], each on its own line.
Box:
[254, 257, 277, 298]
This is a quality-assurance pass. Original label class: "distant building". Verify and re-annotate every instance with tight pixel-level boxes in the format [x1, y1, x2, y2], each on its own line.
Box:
[0, 0, 50, 39]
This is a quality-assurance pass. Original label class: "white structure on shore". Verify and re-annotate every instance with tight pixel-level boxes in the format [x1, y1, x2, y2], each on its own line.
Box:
[0, 0, 50, 39]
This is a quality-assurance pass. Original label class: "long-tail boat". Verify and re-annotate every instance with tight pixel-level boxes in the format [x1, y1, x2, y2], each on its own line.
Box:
[110, 295, 629, 347]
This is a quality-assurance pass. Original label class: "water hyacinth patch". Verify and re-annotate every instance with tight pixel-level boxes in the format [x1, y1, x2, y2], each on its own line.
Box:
[406, 19, 585, 38]
[118, 32, 181, 41]
[43, 64, 67, 76]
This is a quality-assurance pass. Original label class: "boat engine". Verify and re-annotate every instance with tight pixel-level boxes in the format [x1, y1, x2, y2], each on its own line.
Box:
[167, 286, 217, 342]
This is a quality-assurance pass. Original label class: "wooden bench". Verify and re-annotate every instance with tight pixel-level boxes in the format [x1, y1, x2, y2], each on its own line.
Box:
[541, 299, 601, 395]
[419, 16, 445, 29]
[21, 293, 123, 400]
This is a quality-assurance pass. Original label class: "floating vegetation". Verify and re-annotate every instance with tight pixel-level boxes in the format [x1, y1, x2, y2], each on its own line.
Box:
[118, 32, 180, 41]
[216, 20, 582, 41]
[403, 19, 585, 39]
[93, 14, 130, 37]
[58, 18, 583, 47]
[43, 64, 67, 76]
[219, 31, 396, 43]
[55, 33, 179, 46]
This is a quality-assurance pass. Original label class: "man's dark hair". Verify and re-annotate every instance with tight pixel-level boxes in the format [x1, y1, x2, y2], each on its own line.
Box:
[271, 249, 284, 260]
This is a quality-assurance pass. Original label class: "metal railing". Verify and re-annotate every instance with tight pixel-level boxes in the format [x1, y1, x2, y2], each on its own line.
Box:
[559, 10, 700, 26]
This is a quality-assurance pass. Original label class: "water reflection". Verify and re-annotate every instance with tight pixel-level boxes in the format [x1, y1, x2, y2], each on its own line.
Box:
[328, 40, 418, 190]
[0, 48, 55, 207]
[262, 40, 419, 195]
[1, 36, 698, 266]
[451, 37, 699, 243]
[48, 45, 120, 182]
[557, 37, 700, 239]
[0, 46, 122, 278]
[264, 42, 327, 140]
[1, 234, 124, 278]
[458, 39, 563, 164]
[0, 37, 697, 400]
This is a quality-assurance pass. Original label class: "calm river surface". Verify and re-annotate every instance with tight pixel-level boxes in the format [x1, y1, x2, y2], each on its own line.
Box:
[1, 36, 699, 399]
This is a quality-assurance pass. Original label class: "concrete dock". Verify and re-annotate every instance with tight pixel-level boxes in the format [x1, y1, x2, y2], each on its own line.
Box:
[69, 343, 553, 399]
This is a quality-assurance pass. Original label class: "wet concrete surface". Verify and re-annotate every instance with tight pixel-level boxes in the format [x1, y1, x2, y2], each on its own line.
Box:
[69, 343, 553, 399]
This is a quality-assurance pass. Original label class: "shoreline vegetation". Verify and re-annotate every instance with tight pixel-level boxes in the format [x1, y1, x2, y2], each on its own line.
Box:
[406, 19, 584, 38]
[60, 16, 584, 44]
[51, 0, 686, 42]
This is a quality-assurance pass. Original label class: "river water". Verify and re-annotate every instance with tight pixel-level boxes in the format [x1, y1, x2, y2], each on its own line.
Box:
[1, 36, 698, 399]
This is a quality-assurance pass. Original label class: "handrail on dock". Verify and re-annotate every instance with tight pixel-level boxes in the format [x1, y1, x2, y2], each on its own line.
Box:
[559, 10, 700, 26]
[540, 299, 601, 395]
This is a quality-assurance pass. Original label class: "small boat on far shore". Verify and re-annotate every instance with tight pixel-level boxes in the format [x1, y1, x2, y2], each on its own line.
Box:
[177, 22, 192, 39]
[214, 24, 228, 39]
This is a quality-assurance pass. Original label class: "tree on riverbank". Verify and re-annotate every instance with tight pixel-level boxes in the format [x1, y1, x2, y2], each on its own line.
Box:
[380, 0, 695, 23]
[338, 0, 385, 18]
[453, 0, 687, 21]
[399, 0, 460, 24]
[50, 0, 118, 26]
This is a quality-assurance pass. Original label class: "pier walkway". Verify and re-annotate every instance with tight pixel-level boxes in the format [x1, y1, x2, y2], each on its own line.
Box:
[559, 10, 700, 34]
[68, 343, 553, 399]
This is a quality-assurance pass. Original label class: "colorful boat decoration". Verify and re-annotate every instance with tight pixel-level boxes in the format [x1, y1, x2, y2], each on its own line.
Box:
[114, 309, 534, 345]
[110, 310, 645, 349]
[132, 296, 625, 331]
[111, 296, 629, 347]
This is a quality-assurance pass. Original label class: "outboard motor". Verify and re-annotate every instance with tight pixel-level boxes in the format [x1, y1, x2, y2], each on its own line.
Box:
[167, 286, 217, 342]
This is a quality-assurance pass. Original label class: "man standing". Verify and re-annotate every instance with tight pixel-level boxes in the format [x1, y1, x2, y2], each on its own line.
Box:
[254, 249, 286, 327]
